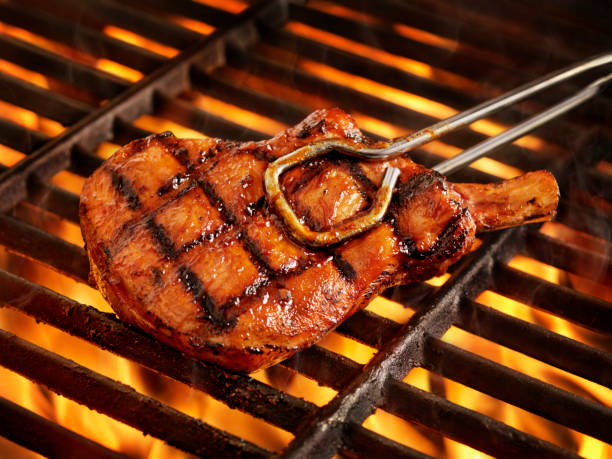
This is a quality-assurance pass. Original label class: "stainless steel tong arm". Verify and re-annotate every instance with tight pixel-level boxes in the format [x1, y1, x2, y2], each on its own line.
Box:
[264, 52, 612, 247]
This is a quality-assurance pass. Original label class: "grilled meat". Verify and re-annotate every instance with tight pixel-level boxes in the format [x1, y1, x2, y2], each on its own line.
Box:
[80, 108, 559, 372]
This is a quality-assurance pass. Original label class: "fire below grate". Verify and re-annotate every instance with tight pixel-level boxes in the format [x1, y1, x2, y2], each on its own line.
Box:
[0, 0, 611, 458]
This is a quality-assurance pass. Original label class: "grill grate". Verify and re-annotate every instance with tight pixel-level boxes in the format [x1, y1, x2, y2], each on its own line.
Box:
[0, 0, 611, 458]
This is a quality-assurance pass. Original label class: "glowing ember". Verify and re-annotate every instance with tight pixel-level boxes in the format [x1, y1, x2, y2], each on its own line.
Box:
[95, 59, 143, 83]
[170, 18, 215, 36]
[0, 100, 64, 137]
[0, 59, 50, 89]
[393, 23, 460, 52]
[308, 0, 382, 27]
[193, 0, 247, 14]
[0, 146, 25, 168]
[103, 26, 178, 59]
[0, 23, 95, 68]
[189, 93, 289, 136]
[285, 21, 479, 94]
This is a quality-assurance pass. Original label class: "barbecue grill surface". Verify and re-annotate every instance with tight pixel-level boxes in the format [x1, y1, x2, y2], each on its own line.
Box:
[0, 0, 611, 458]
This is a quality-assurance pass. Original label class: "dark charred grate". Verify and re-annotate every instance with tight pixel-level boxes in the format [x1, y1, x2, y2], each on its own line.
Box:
[0, 0, 611, 458]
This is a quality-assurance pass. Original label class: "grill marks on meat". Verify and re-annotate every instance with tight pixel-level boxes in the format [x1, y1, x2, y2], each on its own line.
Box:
[80, 108, 558, 372]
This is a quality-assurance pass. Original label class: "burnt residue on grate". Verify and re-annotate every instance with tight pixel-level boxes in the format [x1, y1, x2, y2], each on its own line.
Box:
[0, 0, 611, 458]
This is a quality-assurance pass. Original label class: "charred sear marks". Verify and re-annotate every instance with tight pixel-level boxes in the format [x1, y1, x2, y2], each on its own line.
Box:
[146, 217, 177, 259]
[171, 146, 190, 166]
[155, 131, 175, 139]
[285, 156, 329, 194]
[157, 172, 191, 196]
[199, 179, 236, 226]
[198, 179, 271, 278]
[400, 208, 470, 260]
[297, 118, 326, 139]
[246, 196, 266, 217]
[395, 171, 445, 207]
[346, 161, 377, 198]
[363, 270, 392, 301]
[333, 253, 357, 282]
[180, 224, 228, 254]
[101, 244, 112, 261]
[238, 231, 275, 277]
[110, 169, 141, 210]
[151, 267, 164, 287]
[177, 266, 229, 328]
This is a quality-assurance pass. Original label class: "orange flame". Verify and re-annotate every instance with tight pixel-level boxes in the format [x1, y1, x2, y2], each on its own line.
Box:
[446, 246, 612, 458]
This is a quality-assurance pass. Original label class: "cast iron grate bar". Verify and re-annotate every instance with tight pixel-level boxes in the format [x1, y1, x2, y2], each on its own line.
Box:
[403, 0, 610, 59]
[122, 0, 237, 29]
[280, 229, 520, 457]
[342, 284, 612, 390]
[281, 313, 583, 458]
[382, 380, 581, 459]
[580, 169, 612, 202]
[494, 262, 612, 334]
[283, 345, 362, 390]
[0, 1, 167, 74]
[0, 72, 93, 126]
[342, 423, 434, 459]
[0, 213, 89, 282]
[0, 269, 314, 434]
[157, 94, 269, 141]
[192, 65, 309, 126]
[522, 0, 612, 38]
[0, 35, 130, 102]
[356, 431, 434, 459]
[456, 298, 612, 389]
[21, 0, 202, 50]
[27, 179, 81, 223]
[113, 118, 155, 146]
[0, 0, 292, 212]
[423, 336, 612, 442]
[69, 147, 108, 178]
[338, 309, 402, 351]
[225, 46, 567, 174]
[556, 199, 612, 239]
[258, 18, 612, 150]
[0, 396, 127, 459]
[525, 230, 612, 285]
[0, 169, 79, 224]
[0, 330, 270, 458]
[0, 118, 49, 155]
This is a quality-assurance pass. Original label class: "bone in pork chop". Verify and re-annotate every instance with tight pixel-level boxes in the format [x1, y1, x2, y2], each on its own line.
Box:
[80, 108, 559, 372]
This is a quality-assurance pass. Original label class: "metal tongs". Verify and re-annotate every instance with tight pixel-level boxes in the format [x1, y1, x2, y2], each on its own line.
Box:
[264, 53, 612, 247]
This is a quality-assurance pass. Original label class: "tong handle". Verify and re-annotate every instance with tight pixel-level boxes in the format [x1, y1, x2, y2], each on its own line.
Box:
[435, 72, 612, 175]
